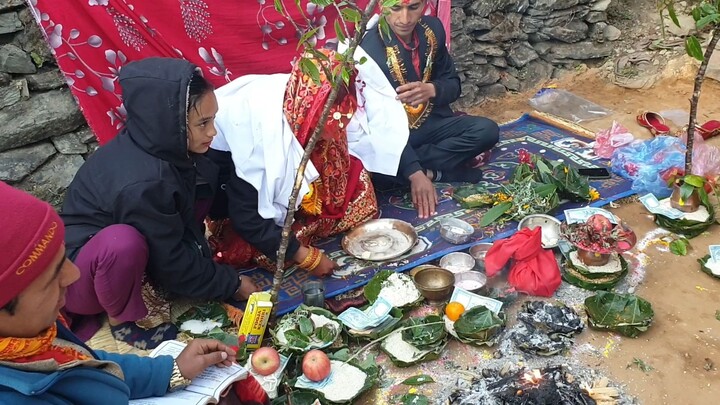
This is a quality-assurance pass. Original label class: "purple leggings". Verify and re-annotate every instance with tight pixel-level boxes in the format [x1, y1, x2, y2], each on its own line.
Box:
[64, 224, 149, 340]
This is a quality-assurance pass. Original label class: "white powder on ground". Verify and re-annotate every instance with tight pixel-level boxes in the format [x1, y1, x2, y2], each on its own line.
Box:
[569, 252, 623, 274]
[178, 319, 222, 335]
[658, 198, 711, 222]
[705, 259, 720, 276]
[377, 272, 422, 307]
[315, 360, 367, 402]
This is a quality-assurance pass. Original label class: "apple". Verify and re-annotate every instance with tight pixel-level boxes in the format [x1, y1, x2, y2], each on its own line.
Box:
[302, 349, 331, 382]
[251, 346, 281, 376]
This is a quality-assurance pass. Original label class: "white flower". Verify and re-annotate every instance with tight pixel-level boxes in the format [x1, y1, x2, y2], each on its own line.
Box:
[48, 24, 63, 49]
[88, 0, 109, 6]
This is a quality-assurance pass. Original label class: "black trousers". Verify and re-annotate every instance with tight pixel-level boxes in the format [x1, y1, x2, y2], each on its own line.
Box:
[374, 114, 500, 186]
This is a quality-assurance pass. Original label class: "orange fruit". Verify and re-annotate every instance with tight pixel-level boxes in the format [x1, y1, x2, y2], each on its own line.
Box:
[445, 301, 465, 322]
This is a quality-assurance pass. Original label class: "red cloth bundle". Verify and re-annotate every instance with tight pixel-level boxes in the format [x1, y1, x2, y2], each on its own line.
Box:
[484, 227, 561, 297]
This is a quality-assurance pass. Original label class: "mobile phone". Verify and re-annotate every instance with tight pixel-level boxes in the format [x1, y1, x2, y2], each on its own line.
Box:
[578, 167, 611, 179]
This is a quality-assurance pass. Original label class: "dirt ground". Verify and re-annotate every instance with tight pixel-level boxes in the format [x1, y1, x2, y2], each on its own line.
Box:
[357, 34, 720, 405]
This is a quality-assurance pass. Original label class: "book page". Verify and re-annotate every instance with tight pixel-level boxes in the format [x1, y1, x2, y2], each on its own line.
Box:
[129, 389, 212, 405]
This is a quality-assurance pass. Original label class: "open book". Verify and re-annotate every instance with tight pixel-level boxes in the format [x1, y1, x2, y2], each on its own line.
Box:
[128, 340, 248, 405]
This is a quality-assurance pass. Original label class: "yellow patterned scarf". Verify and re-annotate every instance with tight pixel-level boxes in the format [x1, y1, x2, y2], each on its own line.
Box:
[0, 318, 90, 365]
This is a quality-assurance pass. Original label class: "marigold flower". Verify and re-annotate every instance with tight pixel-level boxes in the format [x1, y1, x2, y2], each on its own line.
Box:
[590, 188, 600, 201]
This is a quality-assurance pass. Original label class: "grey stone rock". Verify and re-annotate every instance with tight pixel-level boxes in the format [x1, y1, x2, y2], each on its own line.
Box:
[0, 89, 85, 152]
[466, 64, 501, 85]
[518, 60, 555, 91]
[467, 0, 516, 18]
[588, 22, 608, 42]
[529, 32, 551, 43]
[85, 141, 100, 158]
[0, 72, 10, 85]
[17, 153, 85, 208]
[0, 44, 36, 74]
[75, 127, 97, 143]
[540, 6, 590, 26]
[472, 42, 505, 57]
[464, 16, 492, 32]
[507, 42, 539, 67]
[0, 78, 28, 109]
[15, 9, 53, 67]
[532, 42, 554, 56]
[477, 83, 507, 97]
[475, 13, 526, 42]
[459, 82, 479, 101]
[603, 25, 621, 41]
[545, 40, 614, 61]
[451, 0, 474, 8]
[26, 70, 66, 91]
[52, 130, 90, 154]
[585, 11, 607, 23]
[473, 56, 489, 65]
[0, 142, 56, 183]
[0, 0, 25, 11]
[530, 0, 581, 14]
[591, 0, 612, 11]
[521, 16, 544, 34]
[0, 11, 22, 34]
[542, 20, 588, 43]
[452, 34, 475, 62]
[490, 57, 508, 68]
[500, 73, 521, 91]
[451, 7, 466, 32]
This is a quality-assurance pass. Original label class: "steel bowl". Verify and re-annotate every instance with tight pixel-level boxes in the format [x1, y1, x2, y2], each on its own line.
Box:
[439, 218, 475, 245]
[454, 271, 488, 294]
[517, 214, 561, 248]
[412, 266, 455, 302]
[439, 252, 476, 274]
[468, 243, 493, 271]
[342, 219, 418, 261]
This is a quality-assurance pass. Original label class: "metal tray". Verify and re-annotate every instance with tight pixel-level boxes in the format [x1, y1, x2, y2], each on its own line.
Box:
[342, 219, 418, 261]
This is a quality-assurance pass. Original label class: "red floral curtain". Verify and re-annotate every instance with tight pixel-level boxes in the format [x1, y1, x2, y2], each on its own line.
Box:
[27, 0, 446, 144]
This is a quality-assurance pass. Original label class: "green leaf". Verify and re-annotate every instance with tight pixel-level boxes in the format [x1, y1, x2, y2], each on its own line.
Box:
[696, 14, 719, 29]
[309, 0, 333, 6]
[399, 393, 430, 405]
[454, 305, 505, 345]
[315, 324, 336, 344]
[686, 36, 705, 61]
[359, 56, 368, 65]
[402, 374, 435, 385]
[716, 310, 720, 321]
[479, 201, 513, 227]
[299, 58, 321, 85]
[382, 0, 400, 7]
[667, 3, 681, 27]
[341, 67, 351, 85]
[535, 159, 551, 174]
[585, 292, 654, 338]
[298, 316, 314, 336]
[379, 16, 392, 39]
[341, 8, 362, 23]
[685, 174, 706, 188]
[297, 26, 321, 50]
[692, 7, 703, 21]
[334, 20, 346, 44]
[273, 0, 283, 13]
[669, 238, 689, 256]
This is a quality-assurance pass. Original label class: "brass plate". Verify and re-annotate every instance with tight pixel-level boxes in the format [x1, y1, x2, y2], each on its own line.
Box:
[342, 219, 418, 261]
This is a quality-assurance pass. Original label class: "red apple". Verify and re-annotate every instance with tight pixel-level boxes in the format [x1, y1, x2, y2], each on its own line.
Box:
[302, 349, 331, 382]
[251, 347, 281, 376]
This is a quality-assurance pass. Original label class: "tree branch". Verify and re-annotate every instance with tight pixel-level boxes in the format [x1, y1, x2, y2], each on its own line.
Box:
[269, 0, 382, 319]
[686, 28, 720, 175]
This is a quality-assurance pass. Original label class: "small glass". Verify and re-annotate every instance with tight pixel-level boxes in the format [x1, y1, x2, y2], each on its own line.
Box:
[302, 280, 325, 307]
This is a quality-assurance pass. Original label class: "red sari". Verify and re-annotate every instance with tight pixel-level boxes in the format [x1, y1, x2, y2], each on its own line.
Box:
[209, 51, 378, 269]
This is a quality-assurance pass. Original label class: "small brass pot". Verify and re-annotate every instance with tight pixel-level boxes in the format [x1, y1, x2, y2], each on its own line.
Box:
[577, 248, 610, 267]
[670, 183, 700, 213]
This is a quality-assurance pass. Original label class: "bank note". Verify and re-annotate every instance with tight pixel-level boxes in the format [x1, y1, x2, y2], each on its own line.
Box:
[639, 194, 684, 219]
[710, 245, 720, 264]
[338, 297, 392, 330]
[563, 207, 618, 224]
[450, 288, 503, 314]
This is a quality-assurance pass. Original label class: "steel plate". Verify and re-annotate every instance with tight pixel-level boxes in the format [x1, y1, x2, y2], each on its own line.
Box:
[342, 219, 418, 261]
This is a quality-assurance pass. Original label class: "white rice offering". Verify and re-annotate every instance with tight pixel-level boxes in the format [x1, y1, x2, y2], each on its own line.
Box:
[295, 360, 367, 403]
[658, 198, 711, 222]
[276, 313, 340, 347]
[705, 259, 720, 276]
[377, 272, 421, 307]
[570, 252, 622, 274]
[456, 279, 484, 291]
[179, 319, 222, 335]
[380, 330, 428, 363]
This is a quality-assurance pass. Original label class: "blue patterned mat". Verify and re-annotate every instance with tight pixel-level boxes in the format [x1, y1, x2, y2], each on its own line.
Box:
[235, 113, 636, 315]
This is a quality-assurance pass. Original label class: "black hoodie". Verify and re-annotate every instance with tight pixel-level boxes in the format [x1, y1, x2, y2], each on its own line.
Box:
[61, 57, 239, 300]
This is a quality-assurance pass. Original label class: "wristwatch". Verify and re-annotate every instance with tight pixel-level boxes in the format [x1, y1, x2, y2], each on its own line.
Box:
[232, 274, 243, 301]
[168, 359, 192, 392]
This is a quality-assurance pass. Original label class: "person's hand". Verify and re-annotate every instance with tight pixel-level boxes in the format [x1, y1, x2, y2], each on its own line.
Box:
[175, 339, 237, 380]
[396, 82, 436, 107]
[409, 170, 437, 219]
[233, 275, 260, 301]
[310, 252, 338, 278]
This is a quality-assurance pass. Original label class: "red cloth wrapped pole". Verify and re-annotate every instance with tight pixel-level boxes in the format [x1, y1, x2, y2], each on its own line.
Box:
[484, 227, 561, 297]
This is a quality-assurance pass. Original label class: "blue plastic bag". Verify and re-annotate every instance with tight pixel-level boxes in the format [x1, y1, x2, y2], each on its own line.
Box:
[610, 136, 685, 198]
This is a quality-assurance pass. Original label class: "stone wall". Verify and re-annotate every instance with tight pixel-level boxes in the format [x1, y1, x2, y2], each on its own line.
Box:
[0, 0, 93, 207]
[451, 0, 618, 107]
[0, 0, 619, 206]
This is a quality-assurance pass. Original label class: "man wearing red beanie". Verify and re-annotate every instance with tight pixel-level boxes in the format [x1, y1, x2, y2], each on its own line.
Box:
[0, 182, 268, 404]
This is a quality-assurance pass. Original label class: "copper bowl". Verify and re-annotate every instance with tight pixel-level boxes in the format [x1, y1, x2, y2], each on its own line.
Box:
[412, 266, 455, 302]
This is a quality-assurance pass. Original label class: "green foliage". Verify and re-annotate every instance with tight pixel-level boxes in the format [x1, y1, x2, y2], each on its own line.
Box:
[667, 0, 720, 61]
[584, 292, 654, 338]
[669, 236, 690, 255]
[401, 374, 435, 385]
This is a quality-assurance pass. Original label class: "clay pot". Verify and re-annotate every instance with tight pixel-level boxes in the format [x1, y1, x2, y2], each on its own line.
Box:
[670, 183, 700, 213]
[577, 248, 610, 267]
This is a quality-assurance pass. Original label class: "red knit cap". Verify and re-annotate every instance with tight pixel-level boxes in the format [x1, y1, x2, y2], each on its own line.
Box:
[0, 182, 65, 308]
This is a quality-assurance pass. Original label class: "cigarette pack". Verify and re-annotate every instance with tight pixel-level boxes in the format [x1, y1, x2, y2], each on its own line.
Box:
[238, 291, 273, 349]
